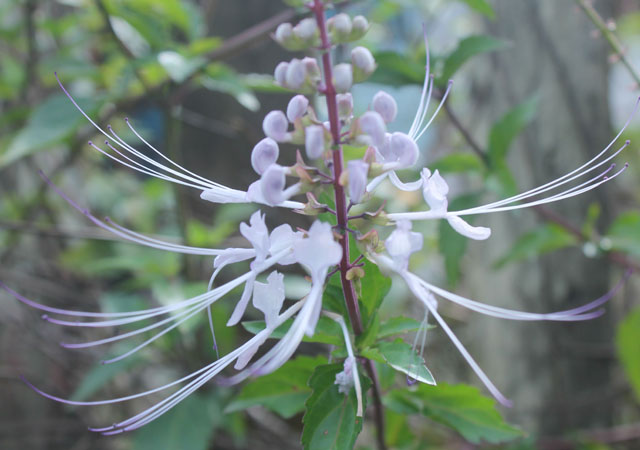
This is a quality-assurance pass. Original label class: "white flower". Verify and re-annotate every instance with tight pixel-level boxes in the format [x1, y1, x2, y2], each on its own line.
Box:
[305, 124, 326, 159]
[251, 137, 280, 175]
[263, 110, 291, 142]
[333, 63, 353, 93]
[347, 159, 369, 203]
[372, 90, 398, 123]
[286, 94, 309, 122]
[384, 220, 423, 271]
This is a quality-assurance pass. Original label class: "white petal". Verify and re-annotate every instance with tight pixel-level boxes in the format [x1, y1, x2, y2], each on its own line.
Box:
[253, 271, 285, 329]
[294, 221, 342, 279]
[200, 187, 248, 204]
[372, 91, 398, 123]
[446, 215, 491, 240]
[286, 95, 309, 123]
[251, 138, 279, 175]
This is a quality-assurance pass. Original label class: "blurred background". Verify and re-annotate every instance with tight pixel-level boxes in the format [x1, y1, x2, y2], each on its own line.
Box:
[1, 0, 639, 448]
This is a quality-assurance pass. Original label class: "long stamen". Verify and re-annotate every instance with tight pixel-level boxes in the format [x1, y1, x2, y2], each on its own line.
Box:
[408, 27, 433, 138]
[413, 79, 453, 142]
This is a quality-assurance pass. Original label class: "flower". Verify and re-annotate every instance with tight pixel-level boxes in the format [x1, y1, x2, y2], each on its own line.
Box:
[4, 3, 638, 436]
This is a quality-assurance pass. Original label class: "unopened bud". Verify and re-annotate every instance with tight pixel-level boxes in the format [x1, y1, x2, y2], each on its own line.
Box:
[251, 138, 279, 175]
[286, 58, 306, 90]
[351, 16, 369, 39]
[286, 95, 309, 123]
[263, 110, 291, 142]
[274, 23, 294, 46]
[359, 111, 386, 148]
[260, 164, 287, 206]
[293, 18, 318, 42]
[390, 132, 418, 168]
[372, 91, 397, 123]
[337, 93, 353, 120]
[305, 125, 326, 159]
[274, 62, 288, 86]
[351, 46, 376, 82]
[302, 57, 321, 81]
[347, 159, 369, 203]
[328, 13, 352, 41]
[333, 63, 353, 93]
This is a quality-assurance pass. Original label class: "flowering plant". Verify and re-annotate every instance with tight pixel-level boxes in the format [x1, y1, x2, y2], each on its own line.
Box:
[2, 0, 638, 448]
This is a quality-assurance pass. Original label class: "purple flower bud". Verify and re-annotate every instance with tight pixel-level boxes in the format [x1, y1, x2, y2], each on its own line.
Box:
[260, 164, 287, 206]
[390, 132, 418, 168]
[333, 63, 353, 93]
[337, 93, 353, 120]
[286, 59, 306, 90]
[359, 111, 386, 148]
[274, 62, 288, 86]
[305, 125, 325, 159]
[293, 18, 317, 41]
[348, 159, 369, 203]
[302, 57, 321, 81]
[329, 13, 352, 39]
[251, 137, 280, 175]
[263, 110, 290, 142]
[351, 46, 376, 82]
[286, 95, 309, 122]
[373, 91, 398, 123]
[274, 23, 294, 46]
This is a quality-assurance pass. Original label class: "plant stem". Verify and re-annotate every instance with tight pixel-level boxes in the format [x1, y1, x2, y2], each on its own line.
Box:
[310, 2, 387, 449]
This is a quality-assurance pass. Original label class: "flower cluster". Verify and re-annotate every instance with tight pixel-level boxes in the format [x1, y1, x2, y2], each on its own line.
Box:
[3, 0, 637, 435]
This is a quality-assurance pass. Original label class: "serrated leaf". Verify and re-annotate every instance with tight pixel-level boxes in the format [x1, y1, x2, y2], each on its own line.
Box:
[225, 355, 326, 418]
[241, 316, 343, 346]
[302, 364, 369, 450]
[460, 0, 496, 18]
[2, 93, 99, 167]
[488, 95, 539, 165]
[616, 308, 640, 402]
[391, 383, 523, 444]
[430, 153, 484, 174]
[132, 392, 220, 450]
[494, 223, 578, 269]
[359, 260, 392, 326]
[606, 211, 640, 258]
[440, 35, 509, 83]
[378, 340, 435, 385]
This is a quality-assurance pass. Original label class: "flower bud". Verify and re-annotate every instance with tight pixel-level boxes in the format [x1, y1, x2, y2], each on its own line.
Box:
[302, 57, 321, 81]
[351, 15, 369, 39]
[274, 23, 294, 47]
[359, 111, 386, 148]
[293, 18, 318, 42]
[274, 62, 288, 86]
[285, 58, 306, 90]
[337, 93, 353, 120]
[305, 125, 326, 159]
[372, 91, 398, 123]
[260, 164, 287, 206]
[328, 13, 352, 41]
[286, 95, 309, 123]
[348, 159, 369, 203]
[263, 110, 290, 142]
[390, 132, 418, 168]
[251, 138, 279, 175]
[351, 46, 376, 82]
[333, 63, 353, 93]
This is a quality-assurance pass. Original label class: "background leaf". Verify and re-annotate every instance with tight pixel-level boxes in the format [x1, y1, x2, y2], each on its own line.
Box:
[616, 308, 640, 402]
[439, 35, 509, 83]
[487, 95, 539, 165]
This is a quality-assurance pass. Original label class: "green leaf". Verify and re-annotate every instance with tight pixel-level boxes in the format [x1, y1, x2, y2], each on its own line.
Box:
[201, 64, 260, 112]
[378, 316, 423, 339]
[488, 95, 539, 165]
[439, 194, 482, 286]
[430, 153, 484, 174]
[460, 0, 496, 18]
[242, 316, 343, 346]
[71, 351, 142, 401]
[226, 355, 327, 418]
[606, 211, 640, 258]
[359, 260, 392, 326]
[494, 223, 578, 269]
[2, 93, 99, 167]
[440, 35, 509, 83]
[616, 308, 640, 402]
[302, 364, 369, 450]
[158, 51, 204, 83]
[390, 383, 523, 444]
[132, 392, 220, 450]
[370, 51, 425, 86]
[378, 340, 435, 385]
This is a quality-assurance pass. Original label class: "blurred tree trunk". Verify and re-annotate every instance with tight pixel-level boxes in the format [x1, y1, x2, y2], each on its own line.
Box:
[464, 0, 620, 435]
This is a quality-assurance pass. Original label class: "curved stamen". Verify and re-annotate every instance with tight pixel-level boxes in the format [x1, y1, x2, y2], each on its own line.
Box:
[413, 79, 453, 142]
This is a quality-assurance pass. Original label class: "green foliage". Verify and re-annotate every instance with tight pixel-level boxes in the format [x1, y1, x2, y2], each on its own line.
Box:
[606, 211, 640, 258]
[226, 355, 327, 418]
[359, 260, 392, 326]
[487, 95, 539, 166]
[439, 35, 509, 84]
[242, 316, 343, 346]
[494, 223, 578, 268]
[377, 316, 424, 339]
[459, 0, 496, 19]
[616, 308, 640, 402]
[302, 363, 369, 450]
[377, 339, 435, 385]
[430, 153, 484, 175]
[386, 383, 523, 444]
